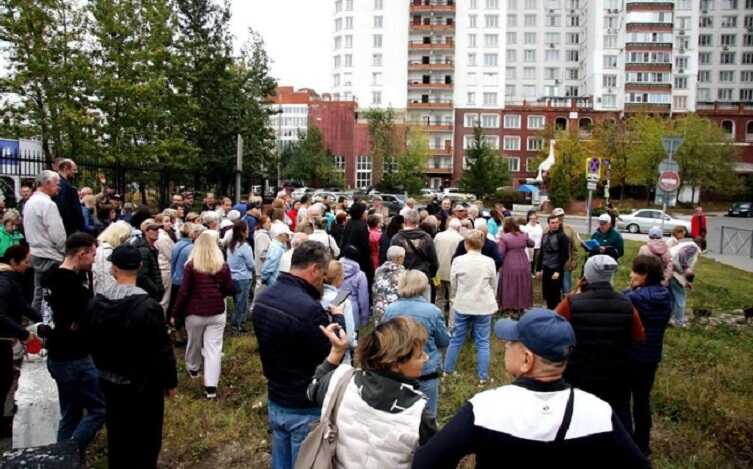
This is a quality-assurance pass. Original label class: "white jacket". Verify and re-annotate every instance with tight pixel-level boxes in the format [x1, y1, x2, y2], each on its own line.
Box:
[433, 229, 463, 282]
[450, 251, 497, 315]
[93, 242, 116, 295]
[309, 229, 340, 257]
[22, 192, 66, 262]
[323, 365, 425, 469]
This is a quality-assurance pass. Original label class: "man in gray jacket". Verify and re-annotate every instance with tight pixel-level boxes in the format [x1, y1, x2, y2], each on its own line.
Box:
[22, 170, 67, 311]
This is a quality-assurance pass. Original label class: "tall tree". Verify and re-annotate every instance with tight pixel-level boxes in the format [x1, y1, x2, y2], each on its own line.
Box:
[547, 129, 592, 202]
[625, 115, 670, 192]
[593, 118, 629, 200]
[284, 127, 338, 187]
[380, 126, 429, 195]
[459, 126, 510, 199]
[0, 0, 96, 159]
[365, 108, 398, 185]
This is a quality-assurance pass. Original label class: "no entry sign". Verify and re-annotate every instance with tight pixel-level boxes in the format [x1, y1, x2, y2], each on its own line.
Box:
[658, 171, 680, 192]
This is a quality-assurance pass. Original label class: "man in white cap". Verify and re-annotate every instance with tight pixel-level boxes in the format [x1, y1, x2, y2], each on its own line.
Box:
[260, 223, 291, 286]
[552, 208, 579, 293]
[590, 213, 624, 260]
[555, 255, 645, 429]
[414, 308, 649, 469]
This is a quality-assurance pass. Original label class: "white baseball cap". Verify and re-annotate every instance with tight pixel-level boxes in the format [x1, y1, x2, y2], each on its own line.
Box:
[270, 222, 292, 239]
[598, 213, 612, 224]
[552, 208, 565, 217]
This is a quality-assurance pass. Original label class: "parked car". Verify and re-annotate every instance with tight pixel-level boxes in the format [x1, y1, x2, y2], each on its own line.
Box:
[616, 209, 691, 234]
[374, 193, 405, 216]
[442, 187, 477, 202]
[727, 201, 753, 217]
[312, 191, 337, 204]
[291, 187, 313, 200]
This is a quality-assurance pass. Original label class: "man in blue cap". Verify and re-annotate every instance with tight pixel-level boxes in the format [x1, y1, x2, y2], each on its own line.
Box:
[413, 308, 648, 469]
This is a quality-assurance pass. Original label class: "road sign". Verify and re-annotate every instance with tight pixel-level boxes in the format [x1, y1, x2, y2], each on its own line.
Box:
[661, 137, 683, 156]
[587, 181, 598, 191]
[585, 157, 600, 181]
[658, 158, 680, 173]
[658, 171, 680, 192]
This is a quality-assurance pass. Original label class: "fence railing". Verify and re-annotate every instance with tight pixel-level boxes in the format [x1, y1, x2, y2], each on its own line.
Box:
[719, 226, 753, 259]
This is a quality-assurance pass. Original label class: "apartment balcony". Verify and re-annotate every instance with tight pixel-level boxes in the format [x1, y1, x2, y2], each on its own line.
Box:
[410, 23, 455, 33]
[626, 23, 673, 32]
[408, 61, 454, 72]
[425, 166, 453, 175]
[625, 83, 672, 92]
[624, 103, 671, 113]
[408, 121, 453, 132]
[428, 147, 453, 157]
[409, 40, 454, 51]
[408, 100, 453, 110]
[410, 1, 455, 14]
[408, 81, 453, 91]
[626, 1, 674, 12]
[624, 42, 673, 51]
[625, 63, 672, 72]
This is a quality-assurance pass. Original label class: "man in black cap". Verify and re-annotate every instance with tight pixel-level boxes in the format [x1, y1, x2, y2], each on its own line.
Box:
[414, 308, 648, 469]
[82, 244, 177, 469]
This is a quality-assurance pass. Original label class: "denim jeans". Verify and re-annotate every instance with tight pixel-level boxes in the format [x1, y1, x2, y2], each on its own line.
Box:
[670, 278, 687, 325]
[31, 256, 60, 314]
[562, 270, 573, 295]
[443, 312, 492, 380]
[231, 278, 253, 329]
[268, 401, 320, 469]
[419, 378, 439, 418]
[46, 357, 106, 450]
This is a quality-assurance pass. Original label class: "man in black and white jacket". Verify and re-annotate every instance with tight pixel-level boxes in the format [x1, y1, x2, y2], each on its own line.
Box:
[413, 308, 648, 469]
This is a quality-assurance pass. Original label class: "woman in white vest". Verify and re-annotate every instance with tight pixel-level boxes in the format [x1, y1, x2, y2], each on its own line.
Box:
[306, 317, 437, 468]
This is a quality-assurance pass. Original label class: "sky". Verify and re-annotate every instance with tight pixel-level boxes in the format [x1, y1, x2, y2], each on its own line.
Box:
[231, 1, 331, 93]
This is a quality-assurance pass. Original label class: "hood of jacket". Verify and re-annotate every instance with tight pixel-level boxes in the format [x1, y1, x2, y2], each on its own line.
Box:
[341, 257, 361, 281]
[0, 263, 13, 273]
[645, 239, 668, 257]
[625, 284, 672, 308]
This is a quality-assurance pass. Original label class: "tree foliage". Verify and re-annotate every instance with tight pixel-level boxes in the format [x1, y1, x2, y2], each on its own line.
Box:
[380, 126, 429, 195]
[364, 107, 398, 184]
[548, 129, 592, 202]
[284, 127, 339, 188]
[459, 126, 510, 199]
[593, 119, 629, 200]
[625, 115, 670, 188]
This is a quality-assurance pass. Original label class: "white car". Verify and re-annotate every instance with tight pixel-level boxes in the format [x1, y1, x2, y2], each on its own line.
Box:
[616, 209, 691, 234]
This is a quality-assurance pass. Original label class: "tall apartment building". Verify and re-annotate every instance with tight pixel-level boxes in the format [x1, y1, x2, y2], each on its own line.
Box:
[328, 0, 753, 188]
[268, 87, 319, 148]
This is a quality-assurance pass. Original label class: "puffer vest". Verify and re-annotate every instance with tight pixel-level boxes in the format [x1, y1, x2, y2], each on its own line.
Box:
[564, 282, 634, 390]
[322, 365, 426, 469]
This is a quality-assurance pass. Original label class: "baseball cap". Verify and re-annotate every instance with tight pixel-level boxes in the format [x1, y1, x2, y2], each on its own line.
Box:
[648, 226, 663, 239]
[552, 208, 565, 217]
[584, 254, 618, 284]
[270, 222, 292, 239]
[598, 213, 611, 224]
[495, 308, 576, 362]
[108, 245, 142, 270]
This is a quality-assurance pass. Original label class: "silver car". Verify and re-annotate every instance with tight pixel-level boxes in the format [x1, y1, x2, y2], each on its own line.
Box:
[616, 209, 691, 234]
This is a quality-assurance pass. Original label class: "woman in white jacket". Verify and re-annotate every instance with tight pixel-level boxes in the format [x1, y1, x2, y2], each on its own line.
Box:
[93, 221, 133, 294]
[443, 230, 498, 385]
[253, 216, 272, 295]
[155, 212, 176, 312]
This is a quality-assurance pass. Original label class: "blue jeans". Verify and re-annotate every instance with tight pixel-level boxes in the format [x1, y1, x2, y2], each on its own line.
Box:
[46, 357, 106, 450]
[231, 278, 253, 329]
[670, 278, 687, 325]
[419, 378, 439, 418]
[443, 312, 492, 380]
[562, 270, 573, 295]
[268, 401, 320, 469]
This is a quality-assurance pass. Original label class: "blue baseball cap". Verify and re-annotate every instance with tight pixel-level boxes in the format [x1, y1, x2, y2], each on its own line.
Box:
[495, 308, 576, 362]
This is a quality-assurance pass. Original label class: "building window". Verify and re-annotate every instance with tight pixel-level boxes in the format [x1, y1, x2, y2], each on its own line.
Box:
[503, 136, 521, 151]
[523, 67, 536, 80]
[345, 16, 353, 29]
[483, 53, 498, 66]
[566, 33, 580, 45]
[699, 16, 712, 28]
[345, 0, 353, 10]
[485, 14, 499, 28]
[372, 91, 381, 105]
[524, 50, 536, 62]
[506, 67, 516, 80]
[743, 52, 753, 64]
[468, 53, 477, 66]
[603, 75, 617, 88]
[372, 53, 382, 66]
[527, 115, 545, 129]
[718, 88, 734, 101]
[527, 137, 543, 151]
[524, 14, 536, 26]
[524, 32, 536, 45]
[673, 96, 688, 110]
[482, 135, 500, 149]
[504, 114, 521, 129]
[602, 95, 617, 108]
[742, 71, 753, 82]
[719, 70, 735, 82]
[744, 34, 753, 47]
[481, 113, 500, 128]
[356, 155, 372, 189]
[507, 14, 517, 27]
[374, 0, 383, 9]
[525, 0, 537, 8]
[699, 52, 712, 65]
[720, 52, 736, 64]
[483, 92, 498, 106]
[567, 68, 579, 80]
[505, 85, 516, 97]
[699, 35, 712, 47]
[507, 32, 517, 45]
[467, 92, 476, 105]
[674, 76, 688, 89]
[465, 113, 480, 128]
[544, 67, 560, 80]
[484, 34, 499, 48]
[721, 120, 735, 139]
[506, 49, 517, 63]
[334, 155, 345, 172]
[344, 54, 352, 67]
[373, 34, 382, 48]
[566, 50, 579, 62]
[721, 16, 737, 28]
[372, 72, 382, 86]
[483, 72, 499, 86]
[721, 34, 736, 47]
[698, 70, 710, 82]
[546, 15, 561, 27]
[373, 16, 383, 28]
[505, 157, 521, 172]
[469, 14, 478, 28]
[603, 55, 617, 69]
[469, 34, 477, 48]
[468, 72, 478, 86]
[487, 0, 500, 8]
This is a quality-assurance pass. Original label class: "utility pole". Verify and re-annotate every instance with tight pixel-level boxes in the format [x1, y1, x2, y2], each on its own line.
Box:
[235, 134, 243, 204]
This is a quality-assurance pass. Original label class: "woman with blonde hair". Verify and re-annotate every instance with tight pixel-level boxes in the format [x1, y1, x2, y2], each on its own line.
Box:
[93, 220, 133, 294]
[81, 194, 103, 235]
[305, 316, 436, 469]
[0, 209, 23, 257]
[173, 231, 235, 399]
[154, 212, 176, 312]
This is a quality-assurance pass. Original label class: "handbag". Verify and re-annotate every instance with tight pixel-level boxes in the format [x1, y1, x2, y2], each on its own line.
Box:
[294, 368, 356, 469]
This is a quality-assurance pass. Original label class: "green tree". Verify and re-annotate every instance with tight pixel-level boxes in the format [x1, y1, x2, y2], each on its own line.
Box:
[381, 126, 429, 195]
[549, 129, 592, 201]
[459, 126, 510, 199]
[0, 0, 96, 159]
[593, 118, 629, 200]
[365, 108, 398, 185]
[548, 162, 572, 209]
[671, 113, 739, 202]
[284, 127, 339, 187]
[625, 115, 670, 192]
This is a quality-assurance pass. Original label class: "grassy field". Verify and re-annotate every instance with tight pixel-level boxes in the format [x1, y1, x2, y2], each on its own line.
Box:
[89, 241, 753, 468]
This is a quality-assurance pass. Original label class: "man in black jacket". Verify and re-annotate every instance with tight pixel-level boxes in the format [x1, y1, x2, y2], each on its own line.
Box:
[53, 159, 85, 236]
[536, 215, 570, 309]
[414, 309, 648, 469]
[41, 232, 105, 452]
[252, 241, 345, 469]
[131, 220, 165, 302]
[82, 244, 177, 469]
[391, 209, 438, 299]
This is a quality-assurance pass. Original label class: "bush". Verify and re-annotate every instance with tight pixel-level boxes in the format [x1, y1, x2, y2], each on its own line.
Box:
[489, 189, 526, 207]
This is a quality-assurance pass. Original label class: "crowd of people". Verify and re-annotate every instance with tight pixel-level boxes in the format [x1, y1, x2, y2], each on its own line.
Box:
[0, 159, 708, 468]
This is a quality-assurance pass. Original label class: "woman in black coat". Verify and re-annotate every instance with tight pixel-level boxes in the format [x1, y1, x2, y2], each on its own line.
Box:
[340, 202, 373, 286]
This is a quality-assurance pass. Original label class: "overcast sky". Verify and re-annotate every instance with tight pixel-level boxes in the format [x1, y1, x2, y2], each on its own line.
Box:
[231, 1, 331, 93]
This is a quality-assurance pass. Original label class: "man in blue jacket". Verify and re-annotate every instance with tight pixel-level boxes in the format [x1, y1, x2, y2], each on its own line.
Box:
[252, 241, 346, 469]
[53, 159, 85, 236]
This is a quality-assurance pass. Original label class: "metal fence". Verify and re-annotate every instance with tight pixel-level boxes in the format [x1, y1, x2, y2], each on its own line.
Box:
[719, 226, 753, 259]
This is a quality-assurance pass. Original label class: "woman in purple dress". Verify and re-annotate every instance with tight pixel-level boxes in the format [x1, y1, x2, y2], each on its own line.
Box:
[497, 217, 533, 316]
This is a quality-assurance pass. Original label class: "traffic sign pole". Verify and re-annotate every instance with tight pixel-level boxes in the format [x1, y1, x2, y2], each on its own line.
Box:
[660, 137, 683, 232]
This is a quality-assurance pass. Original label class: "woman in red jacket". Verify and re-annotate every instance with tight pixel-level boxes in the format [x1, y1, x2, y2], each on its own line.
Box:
[173, 231, 235, 399]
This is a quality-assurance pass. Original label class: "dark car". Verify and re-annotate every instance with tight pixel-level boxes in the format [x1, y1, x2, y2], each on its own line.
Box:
[727, 201, 753, 217]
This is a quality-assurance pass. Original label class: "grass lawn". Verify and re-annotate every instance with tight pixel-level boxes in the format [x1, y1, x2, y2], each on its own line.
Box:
[90, 241, 753, 468]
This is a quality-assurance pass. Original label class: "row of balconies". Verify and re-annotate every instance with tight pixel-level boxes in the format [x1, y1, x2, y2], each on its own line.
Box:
[410, 0, 455, 14]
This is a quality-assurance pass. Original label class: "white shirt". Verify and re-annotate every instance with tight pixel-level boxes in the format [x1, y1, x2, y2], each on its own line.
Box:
[22, 191, 66, 261]
[309, 229, 340, 257]
[522, 222, 543, 249]
[450, 251, 497, 315]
